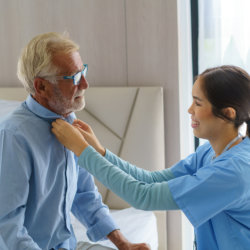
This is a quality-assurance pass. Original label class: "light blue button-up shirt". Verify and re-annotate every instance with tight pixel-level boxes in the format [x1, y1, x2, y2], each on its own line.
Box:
[0, 95, 117, 250]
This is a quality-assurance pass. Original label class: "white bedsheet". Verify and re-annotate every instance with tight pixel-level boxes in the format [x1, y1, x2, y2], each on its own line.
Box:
[71, 207, 158, 250]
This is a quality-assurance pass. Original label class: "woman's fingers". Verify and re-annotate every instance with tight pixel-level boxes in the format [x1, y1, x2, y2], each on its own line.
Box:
[73, 119, 90, 130]
[52, 119, 70, 133]
[73, 124, 88, 137]
[71, 119, 105, 156]
[51, 119, 89, 156]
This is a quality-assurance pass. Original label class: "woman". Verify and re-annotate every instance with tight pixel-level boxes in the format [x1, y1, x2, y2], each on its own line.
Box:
[52, 65, 250, 250]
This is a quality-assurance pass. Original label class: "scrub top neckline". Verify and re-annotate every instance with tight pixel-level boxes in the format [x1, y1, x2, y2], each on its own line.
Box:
[211, 136, 249, 162]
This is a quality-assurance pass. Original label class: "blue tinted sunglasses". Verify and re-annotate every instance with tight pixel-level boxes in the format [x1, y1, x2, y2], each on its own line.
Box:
[62, 64, 88, 85]
[44, 64, 88, 85]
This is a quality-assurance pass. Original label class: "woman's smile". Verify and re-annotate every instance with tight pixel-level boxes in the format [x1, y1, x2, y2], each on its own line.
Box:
[191, 118, 200, 128]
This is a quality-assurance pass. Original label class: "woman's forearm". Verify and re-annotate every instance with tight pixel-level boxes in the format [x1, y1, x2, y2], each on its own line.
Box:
[104, 149, 175, 183]
[78, 146, 179, 211]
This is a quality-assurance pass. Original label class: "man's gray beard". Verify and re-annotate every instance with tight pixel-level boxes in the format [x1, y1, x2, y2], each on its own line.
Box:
[48, 87, 85, 116]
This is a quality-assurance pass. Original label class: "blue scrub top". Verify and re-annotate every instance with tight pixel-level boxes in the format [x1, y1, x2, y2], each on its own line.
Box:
[168, 137, 250, 250]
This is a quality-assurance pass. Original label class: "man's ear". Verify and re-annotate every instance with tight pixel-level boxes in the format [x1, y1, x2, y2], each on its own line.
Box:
[33, 77, 48, 97]
[223, 107, 236, 120]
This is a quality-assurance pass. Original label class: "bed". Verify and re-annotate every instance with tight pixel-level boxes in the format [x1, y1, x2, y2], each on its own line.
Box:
[0, 87, 167, 250]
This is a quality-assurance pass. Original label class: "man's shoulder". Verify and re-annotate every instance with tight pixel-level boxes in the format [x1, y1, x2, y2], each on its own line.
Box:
[0, 104, 35, 134]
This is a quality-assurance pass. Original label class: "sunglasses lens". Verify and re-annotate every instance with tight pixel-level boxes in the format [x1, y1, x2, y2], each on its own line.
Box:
[83, 67, 87, 78]
[74, 72, 82, 85]
[73, 66, 88, 85]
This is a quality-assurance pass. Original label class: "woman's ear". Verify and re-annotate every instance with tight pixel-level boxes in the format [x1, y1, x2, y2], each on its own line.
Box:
[223, 107, 236, 120]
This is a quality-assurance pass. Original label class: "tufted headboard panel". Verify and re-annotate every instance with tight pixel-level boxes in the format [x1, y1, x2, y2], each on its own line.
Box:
[77, 87, 165, 209]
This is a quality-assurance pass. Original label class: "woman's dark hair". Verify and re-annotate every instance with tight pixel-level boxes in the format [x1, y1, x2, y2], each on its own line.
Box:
[199, 65, 250, 137]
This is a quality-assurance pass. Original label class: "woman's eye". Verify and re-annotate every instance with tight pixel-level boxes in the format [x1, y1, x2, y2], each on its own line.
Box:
[195, 102, 201, 106]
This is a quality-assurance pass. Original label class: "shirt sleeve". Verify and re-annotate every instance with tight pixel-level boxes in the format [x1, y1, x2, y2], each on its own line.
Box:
[0, 130, 41, 250]
[169, 142, 212, 178]
[78, 146, 179, 211]
[105, 148, 175, 183]
[71, 166, 118, 242]
[168, 157, 247, 228]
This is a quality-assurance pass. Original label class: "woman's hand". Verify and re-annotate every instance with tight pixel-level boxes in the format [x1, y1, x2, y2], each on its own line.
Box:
[51, 119, 88, 157]
[73, 119, 106, 156]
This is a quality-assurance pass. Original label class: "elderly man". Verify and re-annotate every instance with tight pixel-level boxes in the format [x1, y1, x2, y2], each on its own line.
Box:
[0, 32, 149, 250]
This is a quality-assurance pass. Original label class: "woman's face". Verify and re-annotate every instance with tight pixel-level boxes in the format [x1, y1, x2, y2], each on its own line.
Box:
[188, 78, 225, 140]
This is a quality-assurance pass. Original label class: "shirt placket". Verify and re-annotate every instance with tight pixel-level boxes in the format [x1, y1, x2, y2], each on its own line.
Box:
[63, 147, 71, 232]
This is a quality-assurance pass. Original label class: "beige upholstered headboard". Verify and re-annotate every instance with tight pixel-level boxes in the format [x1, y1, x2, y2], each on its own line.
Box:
[0, 87, 167, 250]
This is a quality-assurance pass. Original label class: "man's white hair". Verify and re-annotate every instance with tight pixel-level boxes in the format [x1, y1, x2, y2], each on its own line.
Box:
[17, 32, 79, 95]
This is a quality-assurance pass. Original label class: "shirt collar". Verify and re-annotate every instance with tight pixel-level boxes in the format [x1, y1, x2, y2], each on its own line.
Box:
[25, 95, 76, 124]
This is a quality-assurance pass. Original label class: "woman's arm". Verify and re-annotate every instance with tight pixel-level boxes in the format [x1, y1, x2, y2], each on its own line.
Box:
[79, 146, 179, 211]
[73, 119, 176, 183]
[51, 119, 179, 210]
[104, 149, 175, 183]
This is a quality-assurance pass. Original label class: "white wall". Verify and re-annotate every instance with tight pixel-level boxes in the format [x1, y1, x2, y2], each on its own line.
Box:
[177, 1, 195, 249]
[0, 1, 191, 249]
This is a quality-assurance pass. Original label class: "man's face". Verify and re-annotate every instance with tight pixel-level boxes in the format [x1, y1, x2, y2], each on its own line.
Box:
[47, 51, 88, 116]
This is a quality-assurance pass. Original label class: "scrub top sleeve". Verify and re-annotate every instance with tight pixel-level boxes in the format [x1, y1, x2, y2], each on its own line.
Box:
[169, 152, 197, 178]
[168, 158, 245, 228]
[170, 142, 212, 178]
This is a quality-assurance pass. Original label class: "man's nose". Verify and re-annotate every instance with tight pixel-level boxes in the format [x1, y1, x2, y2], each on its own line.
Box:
[78, 75, 88, 89]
